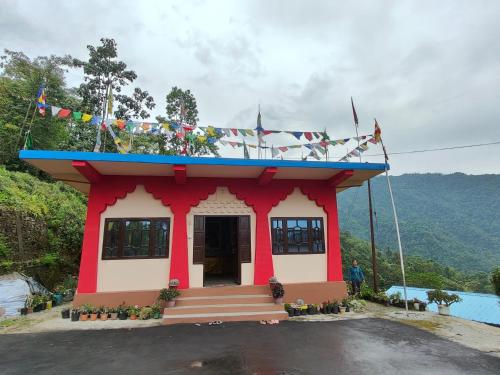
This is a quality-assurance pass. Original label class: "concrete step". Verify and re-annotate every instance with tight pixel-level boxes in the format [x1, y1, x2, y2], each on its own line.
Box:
[179, 284, 271, 297]
[162, 310, 289, 325]
[164, 303, 284, 315]
[175, 294, 274, 306]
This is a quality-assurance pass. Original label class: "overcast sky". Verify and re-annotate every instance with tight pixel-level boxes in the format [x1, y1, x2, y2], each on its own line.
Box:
[1, 0, 500, 175]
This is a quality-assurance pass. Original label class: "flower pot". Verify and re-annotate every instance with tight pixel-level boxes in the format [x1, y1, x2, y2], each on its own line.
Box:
[413, 303, 420, 311]
[110, 312, 118, 320]
[129, 314, 137, 320]
[100, 313, 109, 321]
[339, 306, 346, 314]
[286, 308, 293, 317]
[293, 308, 300, 316]
[333, 306, 339, 314]
[71, 310, 80, 321]
[345, 306, 350, 313]
[118, 311, 128, 320]
[46, 301, 52, 310]
[438, 305, 450, 316]
[42, 302, 47, 310]
[274, 297, 283, 305]
[33, 304, 43, 312]
[153, 312, 161, 319]
[80, 313, 89, 321]
[166, 300, 176, 308]
[20, 307, 28, 315]
[61, 309, 70, 319]
[27, 307, 33, 314]
[90, 313, 98, 321]
[419, 304, 426, 312]
[53, 293, 63, 306]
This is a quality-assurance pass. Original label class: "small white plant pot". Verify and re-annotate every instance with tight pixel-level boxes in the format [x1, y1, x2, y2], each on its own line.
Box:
[274, 297, 283, 304]
[167, 300, 176, 308]
[413, 303, 420, 311]
[438, 304, 450, 316]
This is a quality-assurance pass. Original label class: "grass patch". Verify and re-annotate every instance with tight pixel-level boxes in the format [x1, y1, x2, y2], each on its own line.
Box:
[0, 317, 36, 332]
[400, 319, 441, 331]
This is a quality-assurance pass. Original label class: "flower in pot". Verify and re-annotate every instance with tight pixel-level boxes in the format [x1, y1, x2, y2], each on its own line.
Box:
[151, 303, 162, 319]
[168, 278, 180, 289]
[427, 289, 462, 316]
[80, 304, 92, 321]
[100, 307, 109, 321]
[90, 306, 98, 321]
[139, 306, 153, 320]
[272, 282, 285, 304]
[159, 288, 181, 308]
[284, 303, 293, 317]
[268, 276, 279, 291]
[128, 305, 140, 320]
[109, 307, 118, 320]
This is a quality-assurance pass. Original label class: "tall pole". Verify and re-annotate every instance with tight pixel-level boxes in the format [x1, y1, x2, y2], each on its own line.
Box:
[381, 138, 409, 315]
[368, 179, 378, 292]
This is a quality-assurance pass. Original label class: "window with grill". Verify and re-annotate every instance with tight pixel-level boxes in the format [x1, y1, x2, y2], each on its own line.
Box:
[102, 218, 170, 259]
[271, 217, 325, 255]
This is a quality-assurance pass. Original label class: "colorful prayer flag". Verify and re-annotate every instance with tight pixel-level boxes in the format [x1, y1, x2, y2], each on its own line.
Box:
[374, 119, 382, 143]
[51, 106, 61, 117]
[72, 112, 82, 120]
[36, 84, 46, 116]
[57, 108, 71, 118]
[82, 113, 93, 122]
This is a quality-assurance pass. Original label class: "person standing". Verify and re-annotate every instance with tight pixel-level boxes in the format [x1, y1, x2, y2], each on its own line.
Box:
[349, 259, 365, 295]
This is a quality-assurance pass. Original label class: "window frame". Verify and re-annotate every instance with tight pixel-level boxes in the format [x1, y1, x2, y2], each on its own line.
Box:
[270, 217, 326, 255]
[102, 217, 170, 260]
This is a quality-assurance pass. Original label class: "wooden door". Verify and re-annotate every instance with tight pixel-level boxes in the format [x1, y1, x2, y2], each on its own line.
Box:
[193, 215, 205, 264]
[237, 216, 251, 285]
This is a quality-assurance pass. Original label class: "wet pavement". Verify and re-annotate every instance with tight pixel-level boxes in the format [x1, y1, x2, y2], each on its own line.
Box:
[1, 318, 499, 374]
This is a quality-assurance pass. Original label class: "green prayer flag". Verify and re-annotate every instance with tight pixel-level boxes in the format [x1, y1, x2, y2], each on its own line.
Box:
[72, 111, 82, 120]
[24, 132, 33, 150]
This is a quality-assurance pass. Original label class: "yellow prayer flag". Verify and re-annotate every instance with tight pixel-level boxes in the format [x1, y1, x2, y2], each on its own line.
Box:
[82, 114, 93, 123]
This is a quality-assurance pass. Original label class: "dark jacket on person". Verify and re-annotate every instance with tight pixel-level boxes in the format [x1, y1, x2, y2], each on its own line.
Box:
[349, 266, 365, 282]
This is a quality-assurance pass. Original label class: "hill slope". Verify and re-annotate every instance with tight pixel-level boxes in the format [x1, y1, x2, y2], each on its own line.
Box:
[337, 173, 500, 273]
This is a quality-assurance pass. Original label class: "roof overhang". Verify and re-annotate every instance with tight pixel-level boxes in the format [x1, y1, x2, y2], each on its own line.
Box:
[19, 150, 389, 195]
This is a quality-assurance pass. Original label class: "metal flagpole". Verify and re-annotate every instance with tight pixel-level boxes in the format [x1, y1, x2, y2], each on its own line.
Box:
[380, 137, 409, 315]
[368, 179, 379, 292]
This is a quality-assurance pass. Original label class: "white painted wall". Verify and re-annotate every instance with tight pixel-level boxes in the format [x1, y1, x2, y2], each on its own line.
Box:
[188, 187, 256, 287]
[97, 185, 173, 292]
[270, 188, 328, 283]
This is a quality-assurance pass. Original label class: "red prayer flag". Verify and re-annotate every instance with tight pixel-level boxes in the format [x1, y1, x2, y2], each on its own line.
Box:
[230, 128, 238, 136]
[57, 108, 71, 118]
[304, 132, 313, 141]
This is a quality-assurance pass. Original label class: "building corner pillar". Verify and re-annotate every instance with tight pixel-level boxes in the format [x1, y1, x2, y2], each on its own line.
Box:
[169, 207, 190, 289]
[254, 206, 274, 285]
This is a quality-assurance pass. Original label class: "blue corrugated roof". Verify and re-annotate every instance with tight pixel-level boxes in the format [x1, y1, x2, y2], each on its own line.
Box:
[19, 150, 389, 171]
[386, 286, 500, 325]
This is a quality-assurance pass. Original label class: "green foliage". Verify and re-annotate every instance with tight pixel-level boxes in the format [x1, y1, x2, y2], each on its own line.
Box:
[339, 173, 500, 273]
[491, 267, 500, 296]
[341, 231, 494, 293]
[158, 287, 181, 301]
[0, 234, 10, 258]
[426, 289, 462, 306]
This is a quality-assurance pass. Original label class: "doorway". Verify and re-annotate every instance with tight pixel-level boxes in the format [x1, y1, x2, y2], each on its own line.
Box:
[192, 215, 251, 287]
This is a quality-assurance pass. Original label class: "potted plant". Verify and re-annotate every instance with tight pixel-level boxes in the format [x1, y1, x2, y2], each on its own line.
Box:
[331, 301, 340, 314]
[427, 289, 462, 316]
[31, 295, 44, 312]
[419, 301, 427, 311]
[61, 308, 70, 319]
[90, 306, 98, 321]
[168, 279, 180, 289]
[71, 309, 80, 321]
[412, 298, 422, 311]
[128, 305, 140, 320]
[284, 303, 293, 317]
[80, 304, 92, 321]
[272, 282, 285, 304]
[139, 306, 153, 320]
[159, 288, 181, 307]
[268, 276, 279, 291]
[118, 305, 128, 320]
[151, 303, 162, 319]
[100, 307, 109, 321]
[109, 307, 118, 320]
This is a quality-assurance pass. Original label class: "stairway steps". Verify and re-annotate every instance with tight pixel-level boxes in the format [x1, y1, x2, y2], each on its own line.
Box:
[175, 295, 273, 306]
[164, 303, 283, 315]
[162, 310, 288, 325]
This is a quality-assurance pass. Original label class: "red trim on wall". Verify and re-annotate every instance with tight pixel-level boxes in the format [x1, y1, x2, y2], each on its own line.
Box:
[173, 165, 187, 184]
[76, 176, 346, 293]
[258, 167, 278, 186]
[300, 183, 343, 281]
[327, 169, 354, 188]
[72, 161, 102, 183]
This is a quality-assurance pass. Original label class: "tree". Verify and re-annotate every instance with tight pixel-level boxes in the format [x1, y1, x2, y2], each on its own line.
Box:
[0, 50, 75, 173]
[72, 38, 155, 152]
[491, 266, 500, 296]
[155, 87, 220, 156]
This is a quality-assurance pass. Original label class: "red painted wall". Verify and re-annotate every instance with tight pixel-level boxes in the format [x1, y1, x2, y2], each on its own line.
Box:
[76, 176, 344, 293]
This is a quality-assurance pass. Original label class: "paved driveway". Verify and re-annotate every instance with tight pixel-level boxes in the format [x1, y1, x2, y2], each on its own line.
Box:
[1, 318, 498, 374]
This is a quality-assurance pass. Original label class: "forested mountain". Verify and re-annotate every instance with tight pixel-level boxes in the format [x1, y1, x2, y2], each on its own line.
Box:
[338, 173, 500, 273]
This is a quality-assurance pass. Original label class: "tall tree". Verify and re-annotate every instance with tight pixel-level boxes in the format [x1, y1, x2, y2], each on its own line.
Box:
[72, 38, 155, 152]
[0, 50, 75, 172]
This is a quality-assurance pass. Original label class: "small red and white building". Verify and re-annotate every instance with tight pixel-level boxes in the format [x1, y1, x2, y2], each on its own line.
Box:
[20, 150, 387, 323]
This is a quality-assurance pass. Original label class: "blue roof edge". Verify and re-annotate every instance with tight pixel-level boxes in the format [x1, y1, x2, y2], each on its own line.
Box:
[19, 150, 389, 171]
